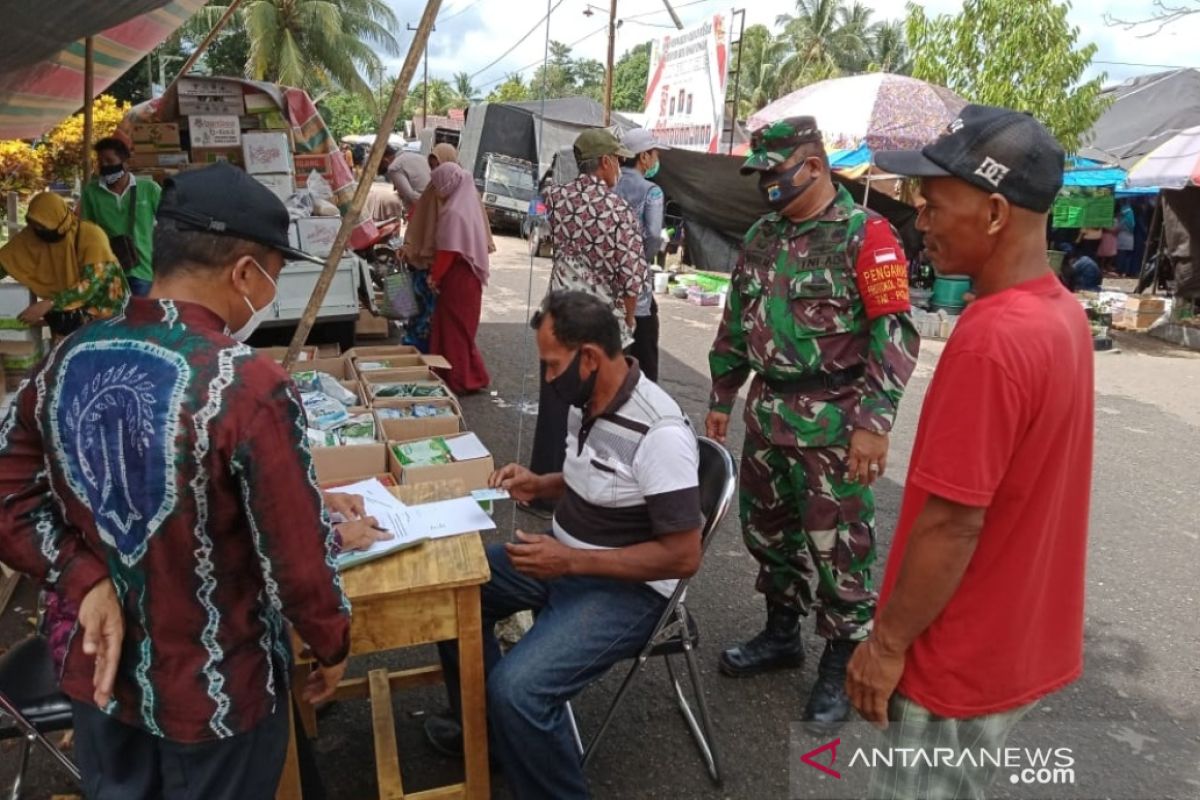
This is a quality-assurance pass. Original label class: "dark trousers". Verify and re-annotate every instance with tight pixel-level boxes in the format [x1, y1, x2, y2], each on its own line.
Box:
[625, 299, 660, 382]
[71, 698, 289, 800]
[530, 363, 570, 478]
[439, 544, 665, 800]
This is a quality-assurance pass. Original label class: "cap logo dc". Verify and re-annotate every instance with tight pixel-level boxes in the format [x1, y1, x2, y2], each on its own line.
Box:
[974, 157, 1011, 188]
[947, 117, 965, 134]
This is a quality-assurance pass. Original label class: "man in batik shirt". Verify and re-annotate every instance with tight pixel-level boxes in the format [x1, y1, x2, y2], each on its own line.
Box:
[527, 128, 647, 502]
[0, 163, 351, 799]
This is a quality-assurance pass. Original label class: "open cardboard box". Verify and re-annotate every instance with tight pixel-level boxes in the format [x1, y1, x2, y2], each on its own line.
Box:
[289, 355, 358, 382]
[373, 397, 464, 441]
[361, 367, 446, 385]
[351, 349, 452, 381]
[312, 442, 393, 486]
[365, 377, 455, 404]
[257, 345, 319, 363]
[387, 432, 494, 490]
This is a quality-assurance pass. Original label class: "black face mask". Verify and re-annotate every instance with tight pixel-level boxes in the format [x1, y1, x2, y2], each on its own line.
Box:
[548, 350, 598, 409]
[34, 227, 65, 243]
[759, 159, 818, 212]
[99, 163, 125, 177]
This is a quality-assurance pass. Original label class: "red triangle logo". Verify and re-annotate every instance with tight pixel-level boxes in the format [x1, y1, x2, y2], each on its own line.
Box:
[800, 737, 842, 779]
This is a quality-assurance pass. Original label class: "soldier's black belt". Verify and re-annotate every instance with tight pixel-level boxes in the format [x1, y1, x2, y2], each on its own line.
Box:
[763, 365, 865, 395]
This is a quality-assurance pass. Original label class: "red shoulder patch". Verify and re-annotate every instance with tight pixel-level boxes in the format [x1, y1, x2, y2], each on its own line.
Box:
[855, 218, 911, 320]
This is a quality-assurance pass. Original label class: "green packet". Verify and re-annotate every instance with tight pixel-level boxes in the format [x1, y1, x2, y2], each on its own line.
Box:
[391, 437, 452, 466]
[374, 382, 448, 399]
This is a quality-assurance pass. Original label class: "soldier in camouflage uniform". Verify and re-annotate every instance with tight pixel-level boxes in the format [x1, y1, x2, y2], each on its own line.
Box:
[706, 117, 920, 733]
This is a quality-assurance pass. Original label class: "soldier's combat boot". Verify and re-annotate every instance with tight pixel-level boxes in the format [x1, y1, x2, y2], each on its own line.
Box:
[718, 602, 804, 677]
[803, 639, 858, 735]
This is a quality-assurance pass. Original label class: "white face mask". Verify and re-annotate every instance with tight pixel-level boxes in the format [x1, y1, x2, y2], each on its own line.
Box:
[229, 260, 277, 343]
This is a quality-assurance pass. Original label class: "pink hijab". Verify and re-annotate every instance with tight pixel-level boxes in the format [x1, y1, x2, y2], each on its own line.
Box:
[431, 163, 491, 286]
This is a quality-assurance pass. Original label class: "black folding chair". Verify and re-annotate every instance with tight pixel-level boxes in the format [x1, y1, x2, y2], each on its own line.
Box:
[565, 436, 737, 785]
[0, 636, 79, 799]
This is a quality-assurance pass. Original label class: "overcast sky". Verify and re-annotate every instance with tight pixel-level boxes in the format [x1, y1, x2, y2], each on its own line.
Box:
[377, 0, 1198, 96]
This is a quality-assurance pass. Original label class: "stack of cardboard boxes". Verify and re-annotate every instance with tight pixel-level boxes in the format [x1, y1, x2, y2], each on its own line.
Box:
[289, 345, 496, 492]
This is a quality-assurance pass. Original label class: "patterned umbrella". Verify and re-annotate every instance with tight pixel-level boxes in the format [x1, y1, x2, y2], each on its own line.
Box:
[748, 73, 967, 152]
[0, 0, 207, 140]
[1124, 124, 1200, 189]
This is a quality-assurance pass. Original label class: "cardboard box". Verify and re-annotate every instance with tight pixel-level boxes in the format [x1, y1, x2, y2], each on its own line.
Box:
[312, 442, 392, 484]
[355, 309, 390, 339]
[361, 366, 444, 385]
[188, 115, 242, 148]
[294, 154, 331, 175]
[1116, 309, 1163, 331]
[317, 343, 343, 358]
[354, 353, 452, 382]
[128, 150, 189, 170]
[373, 399, 463, 441]
[243, 132, 293, 174]
[179, 77, 243, 98]
[256, 345, 320, 363]
[191, 146, 244, 167]
[387, 433, 494, 490]
[288, 354, 358, 380]
[178, 95, 246, 117]
[255, 173, 295, 203]
[295, 216, 344, 257]
[1123, 295, 1166, 314]
[131, 123, 181, 149]
[349, 345, 424, 360]
[367, 379, 454, 404]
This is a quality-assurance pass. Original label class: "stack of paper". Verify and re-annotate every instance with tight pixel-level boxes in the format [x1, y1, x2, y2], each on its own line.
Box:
[328, 478, 497, 570]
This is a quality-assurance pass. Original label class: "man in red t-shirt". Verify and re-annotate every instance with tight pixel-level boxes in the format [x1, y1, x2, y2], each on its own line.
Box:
[847, 106, 1094, 799]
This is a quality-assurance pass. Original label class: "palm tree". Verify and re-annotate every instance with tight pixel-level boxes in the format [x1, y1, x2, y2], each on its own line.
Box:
[191, 0, 401, 96]
[452, 72, 478, 108]
[869, 20, 912, 75]
[732, 25, 788, 118]
[774, 0, 847, 89]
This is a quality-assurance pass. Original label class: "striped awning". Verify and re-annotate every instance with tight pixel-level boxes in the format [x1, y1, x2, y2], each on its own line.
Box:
[0, 0, 207, 140]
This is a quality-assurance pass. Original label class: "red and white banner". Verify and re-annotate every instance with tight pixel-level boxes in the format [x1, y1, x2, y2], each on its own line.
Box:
[643, 13, 730, 154]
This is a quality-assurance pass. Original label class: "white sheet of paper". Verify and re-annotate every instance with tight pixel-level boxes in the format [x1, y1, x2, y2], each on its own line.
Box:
[446, 432, 490, 463]
[392, 497, 496, 540]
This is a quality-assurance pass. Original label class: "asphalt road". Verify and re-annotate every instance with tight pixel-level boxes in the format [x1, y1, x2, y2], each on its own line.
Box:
[4, 233, 1199, 799]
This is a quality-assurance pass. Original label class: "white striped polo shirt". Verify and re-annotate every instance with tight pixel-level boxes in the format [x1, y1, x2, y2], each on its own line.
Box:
[552, 361, 702, 597]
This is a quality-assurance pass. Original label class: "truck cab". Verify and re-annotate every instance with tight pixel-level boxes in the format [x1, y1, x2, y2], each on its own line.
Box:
[479, 153, 535, 232]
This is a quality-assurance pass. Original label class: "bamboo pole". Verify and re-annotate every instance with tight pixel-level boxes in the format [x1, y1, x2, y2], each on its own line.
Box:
[171, 0, 246, 85]
[82, 37, 95, 185]
[602, 0, 618, 126]
[283, 0, 442, 368]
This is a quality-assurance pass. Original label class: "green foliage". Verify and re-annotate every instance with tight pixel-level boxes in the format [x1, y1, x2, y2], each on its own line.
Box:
[905, 0, 1108, 152]
[612, 43, 651, 112]
[190, 0, 401, 96]
[487, 74, 530, 104]
[452, 72, 479, 107]
[405, 79, 456, 120]
[319, 92, 377, 140]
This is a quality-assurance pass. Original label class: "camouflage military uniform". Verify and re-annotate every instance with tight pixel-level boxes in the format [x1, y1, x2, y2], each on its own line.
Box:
[710, 123, 920, 643]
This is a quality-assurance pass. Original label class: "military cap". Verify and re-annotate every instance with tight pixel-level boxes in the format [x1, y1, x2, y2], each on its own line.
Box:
[740, 116, 824, 175]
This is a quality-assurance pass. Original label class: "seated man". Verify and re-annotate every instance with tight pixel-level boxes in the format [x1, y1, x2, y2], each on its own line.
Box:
[430, 290, 703, 799]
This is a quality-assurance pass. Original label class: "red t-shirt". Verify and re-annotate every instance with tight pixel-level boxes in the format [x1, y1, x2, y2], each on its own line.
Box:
[878, 272, 1094, 718]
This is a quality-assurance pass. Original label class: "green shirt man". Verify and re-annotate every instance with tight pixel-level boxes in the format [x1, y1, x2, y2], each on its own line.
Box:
[80, 137, 162, 295]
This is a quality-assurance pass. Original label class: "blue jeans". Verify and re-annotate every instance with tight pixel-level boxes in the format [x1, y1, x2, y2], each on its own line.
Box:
[439, 543, 666, 800]
[127, 277, 153, 298]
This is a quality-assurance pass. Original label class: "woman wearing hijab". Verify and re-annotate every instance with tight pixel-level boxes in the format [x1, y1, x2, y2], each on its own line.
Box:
[402, 144, 495, 353]
[427, 161, 491, 394]
[0, 192, 128, 338]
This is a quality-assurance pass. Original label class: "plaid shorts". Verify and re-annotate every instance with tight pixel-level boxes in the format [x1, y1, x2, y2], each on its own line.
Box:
[867, 693, 1038, 800]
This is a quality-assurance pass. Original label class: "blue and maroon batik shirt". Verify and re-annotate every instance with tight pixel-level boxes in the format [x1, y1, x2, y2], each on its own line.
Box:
[0, 298, 351, 743]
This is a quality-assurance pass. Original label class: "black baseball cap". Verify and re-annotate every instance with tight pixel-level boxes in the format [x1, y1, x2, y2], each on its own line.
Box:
[157, 162, 325, 264]
[874, 105, 1065, 213]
